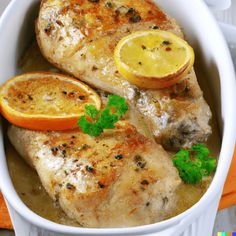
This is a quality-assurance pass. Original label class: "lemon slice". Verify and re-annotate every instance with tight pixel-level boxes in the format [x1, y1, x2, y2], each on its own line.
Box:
[0, 72, 101, 131]
[114, 30, 195, 89]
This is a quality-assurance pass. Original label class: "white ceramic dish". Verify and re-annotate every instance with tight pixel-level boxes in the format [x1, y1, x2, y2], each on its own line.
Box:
[220, 22, 236, 44]
[220, 22, 236, 67]
[213, 22, 236, 235]
[0, 0, 236, 236]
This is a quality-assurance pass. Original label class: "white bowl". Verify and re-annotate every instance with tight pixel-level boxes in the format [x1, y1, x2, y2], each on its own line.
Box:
[220, 23, 236, 72]
[0, 0, 235, 235]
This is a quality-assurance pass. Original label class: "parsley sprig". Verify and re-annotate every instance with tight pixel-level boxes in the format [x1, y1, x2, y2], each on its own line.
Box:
[173, 144, 217, 184]
[78, 95, 128, 137]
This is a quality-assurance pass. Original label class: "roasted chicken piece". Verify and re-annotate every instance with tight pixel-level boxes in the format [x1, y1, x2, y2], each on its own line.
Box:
[8, 122, 181, 227]
[36, 0, 212, 150]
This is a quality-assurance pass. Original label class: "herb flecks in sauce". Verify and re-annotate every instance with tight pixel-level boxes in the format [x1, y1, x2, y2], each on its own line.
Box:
[162, 40, 171, 45]
[105, 2, 113, 8]
[141, 180, 149, 185]
[134, 155, 146, 169]
[89, 0, 100, 3]
[115, 154, 123, 160]
[66, 183, 75, 190]
[129, 15, 141, 23]
[86, 165, 94, 173]
[98, 182, 105, 189]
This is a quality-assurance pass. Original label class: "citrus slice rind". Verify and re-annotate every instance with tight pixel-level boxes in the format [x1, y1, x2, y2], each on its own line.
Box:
[0, 72, 101, 131]
[114, 30, 195, 89]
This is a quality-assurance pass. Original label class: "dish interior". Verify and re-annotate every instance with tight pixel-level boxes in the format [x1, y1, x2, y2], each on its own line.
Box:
[4, 40, 221, 226]
[1, 0, 224, 229]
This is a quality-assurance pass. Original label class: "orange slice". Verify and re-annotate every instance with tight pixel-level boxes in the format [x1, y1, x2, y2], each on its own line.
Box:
[114, 30, 195, 89]
[0, 72, 101, 131]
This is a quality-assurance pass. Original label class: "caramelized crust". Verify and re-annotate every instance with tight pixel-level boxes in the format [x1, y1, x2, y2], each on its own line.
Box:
[36, 0, 212, 150]
[8, 122, 181, 227]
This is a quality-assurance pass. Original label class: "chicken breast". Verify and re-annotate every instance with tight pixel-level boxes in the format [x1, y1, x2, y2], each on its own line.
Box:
[36, 0, 212, 150]
[8, 123, 181, 228]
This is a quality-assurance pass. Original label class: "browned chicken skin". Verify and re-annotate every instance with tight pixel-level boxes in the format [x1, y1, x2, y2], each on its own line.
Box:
[8, 122, 181, 227]
[36, 0, 212, 150]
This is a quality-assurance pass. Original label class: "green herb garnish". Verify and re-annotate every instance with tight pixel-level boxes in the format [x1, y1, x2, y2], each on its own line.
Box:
[78, 95, 128, 137]
[173, 144, 217, 184]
